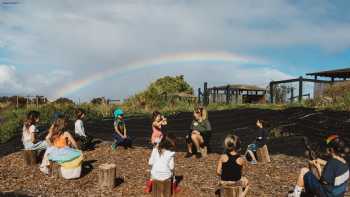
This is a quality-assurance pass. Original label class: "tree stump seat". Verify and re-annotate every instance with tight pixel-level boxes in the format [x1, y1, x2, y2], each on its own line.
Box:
[49, 161, 61, 179]
[219, 181, 249, 197]
[152, 179, 172, 197]
[256, 145, 271, 163]
[23, 150, 37, 166]
[98, 163, 116, 190]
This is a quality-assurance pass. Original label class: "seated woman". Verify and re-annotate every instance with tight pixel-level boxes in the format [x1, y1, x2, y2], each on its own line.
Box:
[245, 120, 269, 164]
[185, 106, 211, 158]
[289, 135, 349, 197]
[40, 116, 81, 178]
[22, 111, 47, 151]
[216, 134, 249, 196]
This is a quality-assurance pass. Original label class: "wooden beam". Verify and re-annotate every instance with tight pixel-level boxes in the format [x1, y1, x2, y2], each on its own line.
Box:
[270, 78, 332, 85]
[298, 76, 303, 103]
[269, 82, 274, 104]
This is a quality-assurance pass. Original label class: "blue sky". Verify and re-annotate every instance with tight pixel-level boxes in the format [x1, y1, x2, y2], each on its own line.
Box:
[1, 0, 350, 101]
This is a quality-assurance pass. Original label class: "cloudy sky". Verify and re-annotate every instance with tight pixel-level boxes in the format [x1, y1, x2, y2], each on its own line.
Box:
[1, 0, 350, 101]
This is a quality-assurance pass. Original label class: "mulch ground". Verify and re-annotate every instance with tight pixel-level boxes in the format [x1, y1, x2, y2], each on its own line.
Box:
[1, 107, 350, 196]
[0, 142, 307, 197]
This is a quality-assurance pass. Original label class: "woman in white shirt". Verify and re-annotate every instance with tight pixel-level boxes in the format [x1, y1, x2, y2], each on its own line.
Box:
[22, 111, 47, 150]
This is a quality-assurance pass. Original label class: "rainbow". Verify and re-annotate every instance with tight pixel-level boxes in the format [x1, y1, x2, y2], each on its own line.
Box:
[54, 51, 262, 98]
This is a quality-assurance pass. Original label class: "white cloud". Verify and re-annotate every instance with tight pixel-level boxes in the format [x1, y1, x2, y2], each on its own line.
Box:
[0, 64, 72, 97]
[0, 0, 349, 99]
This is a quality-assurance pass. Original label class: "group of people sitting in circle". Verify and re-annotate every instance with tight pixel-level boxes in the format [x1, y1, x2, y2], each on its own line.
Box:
[22, 106, 349, 196]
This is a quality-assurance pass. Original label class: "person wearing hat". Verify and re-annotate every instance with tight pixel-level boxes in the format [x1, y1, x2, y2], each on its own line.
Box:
[288, 135, 349, 197]
[111, 108, 132, 150]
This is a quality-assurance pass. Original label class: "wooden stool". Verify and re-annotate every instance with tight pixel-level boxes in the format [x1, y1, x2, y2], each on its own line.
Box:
[98, 163, 116, 189]
[152, 179, 172, 197]
[219, 182, 249, 197]
[256, 145, 271, 163]
[199, 146, 208, 157]
[49, 161, 61, 179]
[23, 150, 37, 166]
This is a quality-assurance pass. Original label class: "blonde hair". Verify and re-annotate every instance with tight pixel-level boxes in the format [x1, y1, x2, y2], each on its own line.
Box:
[224, 134, 240, 152]
[194, 106, 208, 120]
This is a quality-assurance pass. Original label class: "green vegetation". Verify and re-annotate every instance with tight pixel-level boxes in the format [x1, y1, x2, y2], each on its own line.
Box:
[123, 75, 194, 112]
[304, 81, 350, 111]
[3, 76, 350, 144]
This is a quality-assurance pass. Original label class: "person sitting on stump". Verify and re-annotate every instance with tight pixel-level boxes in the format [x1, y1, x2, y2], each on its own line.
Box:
[185, 106, 212, 158]
[288, 135, 349, 197]
[40, 115, 80, 175]
[22, 111, 47, 151]
[216, 134, 249, 196]
[146, 134, 177, 193]
[74, 108, 93, 151]
[245, 120, 269, 164]
[111, 108, 132, 150]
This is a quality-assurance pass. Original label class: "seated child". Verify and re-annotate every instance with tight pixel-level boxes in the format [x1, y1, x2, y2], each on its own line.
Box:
[288, 135, 349, 197]
[145, 134, 176, 193]
[245, 120, 269, 164]
[74, 108, 93, 150]
[151, 111, 167, 145]
[22, 111, 47, 151]
[216, 134, 249, 195]
[111, 108, 132, 150]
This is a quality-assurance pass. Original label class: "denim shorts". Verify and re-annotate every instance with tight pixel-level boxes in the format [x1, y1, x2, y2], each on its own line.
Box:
[304, 171, 327, 196]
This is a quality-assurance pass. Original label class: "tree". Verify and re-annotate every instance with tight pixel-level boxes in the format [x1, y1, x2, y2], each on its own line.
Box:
[91, 97, 106, 104]
[53, 97, 74, 104]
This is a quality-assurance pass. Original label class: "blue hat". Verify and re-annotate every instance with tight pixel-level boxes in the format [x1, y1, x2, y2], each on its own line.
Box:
[114, 109, 124, 118]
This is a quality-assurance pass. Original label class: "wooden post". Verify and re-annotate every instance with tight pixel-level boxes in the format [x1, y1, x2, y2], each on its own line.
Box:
[213, 88, 216, 103]
[298, 76, 303, 103]
[235, 90, 238, 104]
[204, 82, 208, 106]
[49, 161, 61, 179]
[269, 82, 274, 104]
[225, 85, 230, 104]
[152, 179, 172, 197]
[98, 163, 116, 189]
[23, 150, 37, 166]
[256, 145, 271, 163]
[198, 88, 202, 104]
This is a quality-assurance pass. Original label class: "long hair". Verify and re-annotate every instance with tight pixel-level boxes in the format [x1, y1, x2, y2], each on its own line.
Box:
[194, 106, 208, 120]
[158, 133, 176, 155]
[24, 111, 40, 129]
[75, 108, 85, 120]
[49, 116, 68, 143]
[152, 111, 161, 122]
[224, 134, 241, 152]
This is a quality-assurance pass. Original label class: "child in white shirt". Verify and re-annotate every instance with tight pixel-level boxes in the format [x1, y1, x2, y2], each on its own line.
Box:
[22, 111, 47, 150]
[74, 108, 92, 150]
[146, 134, 177, 193]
